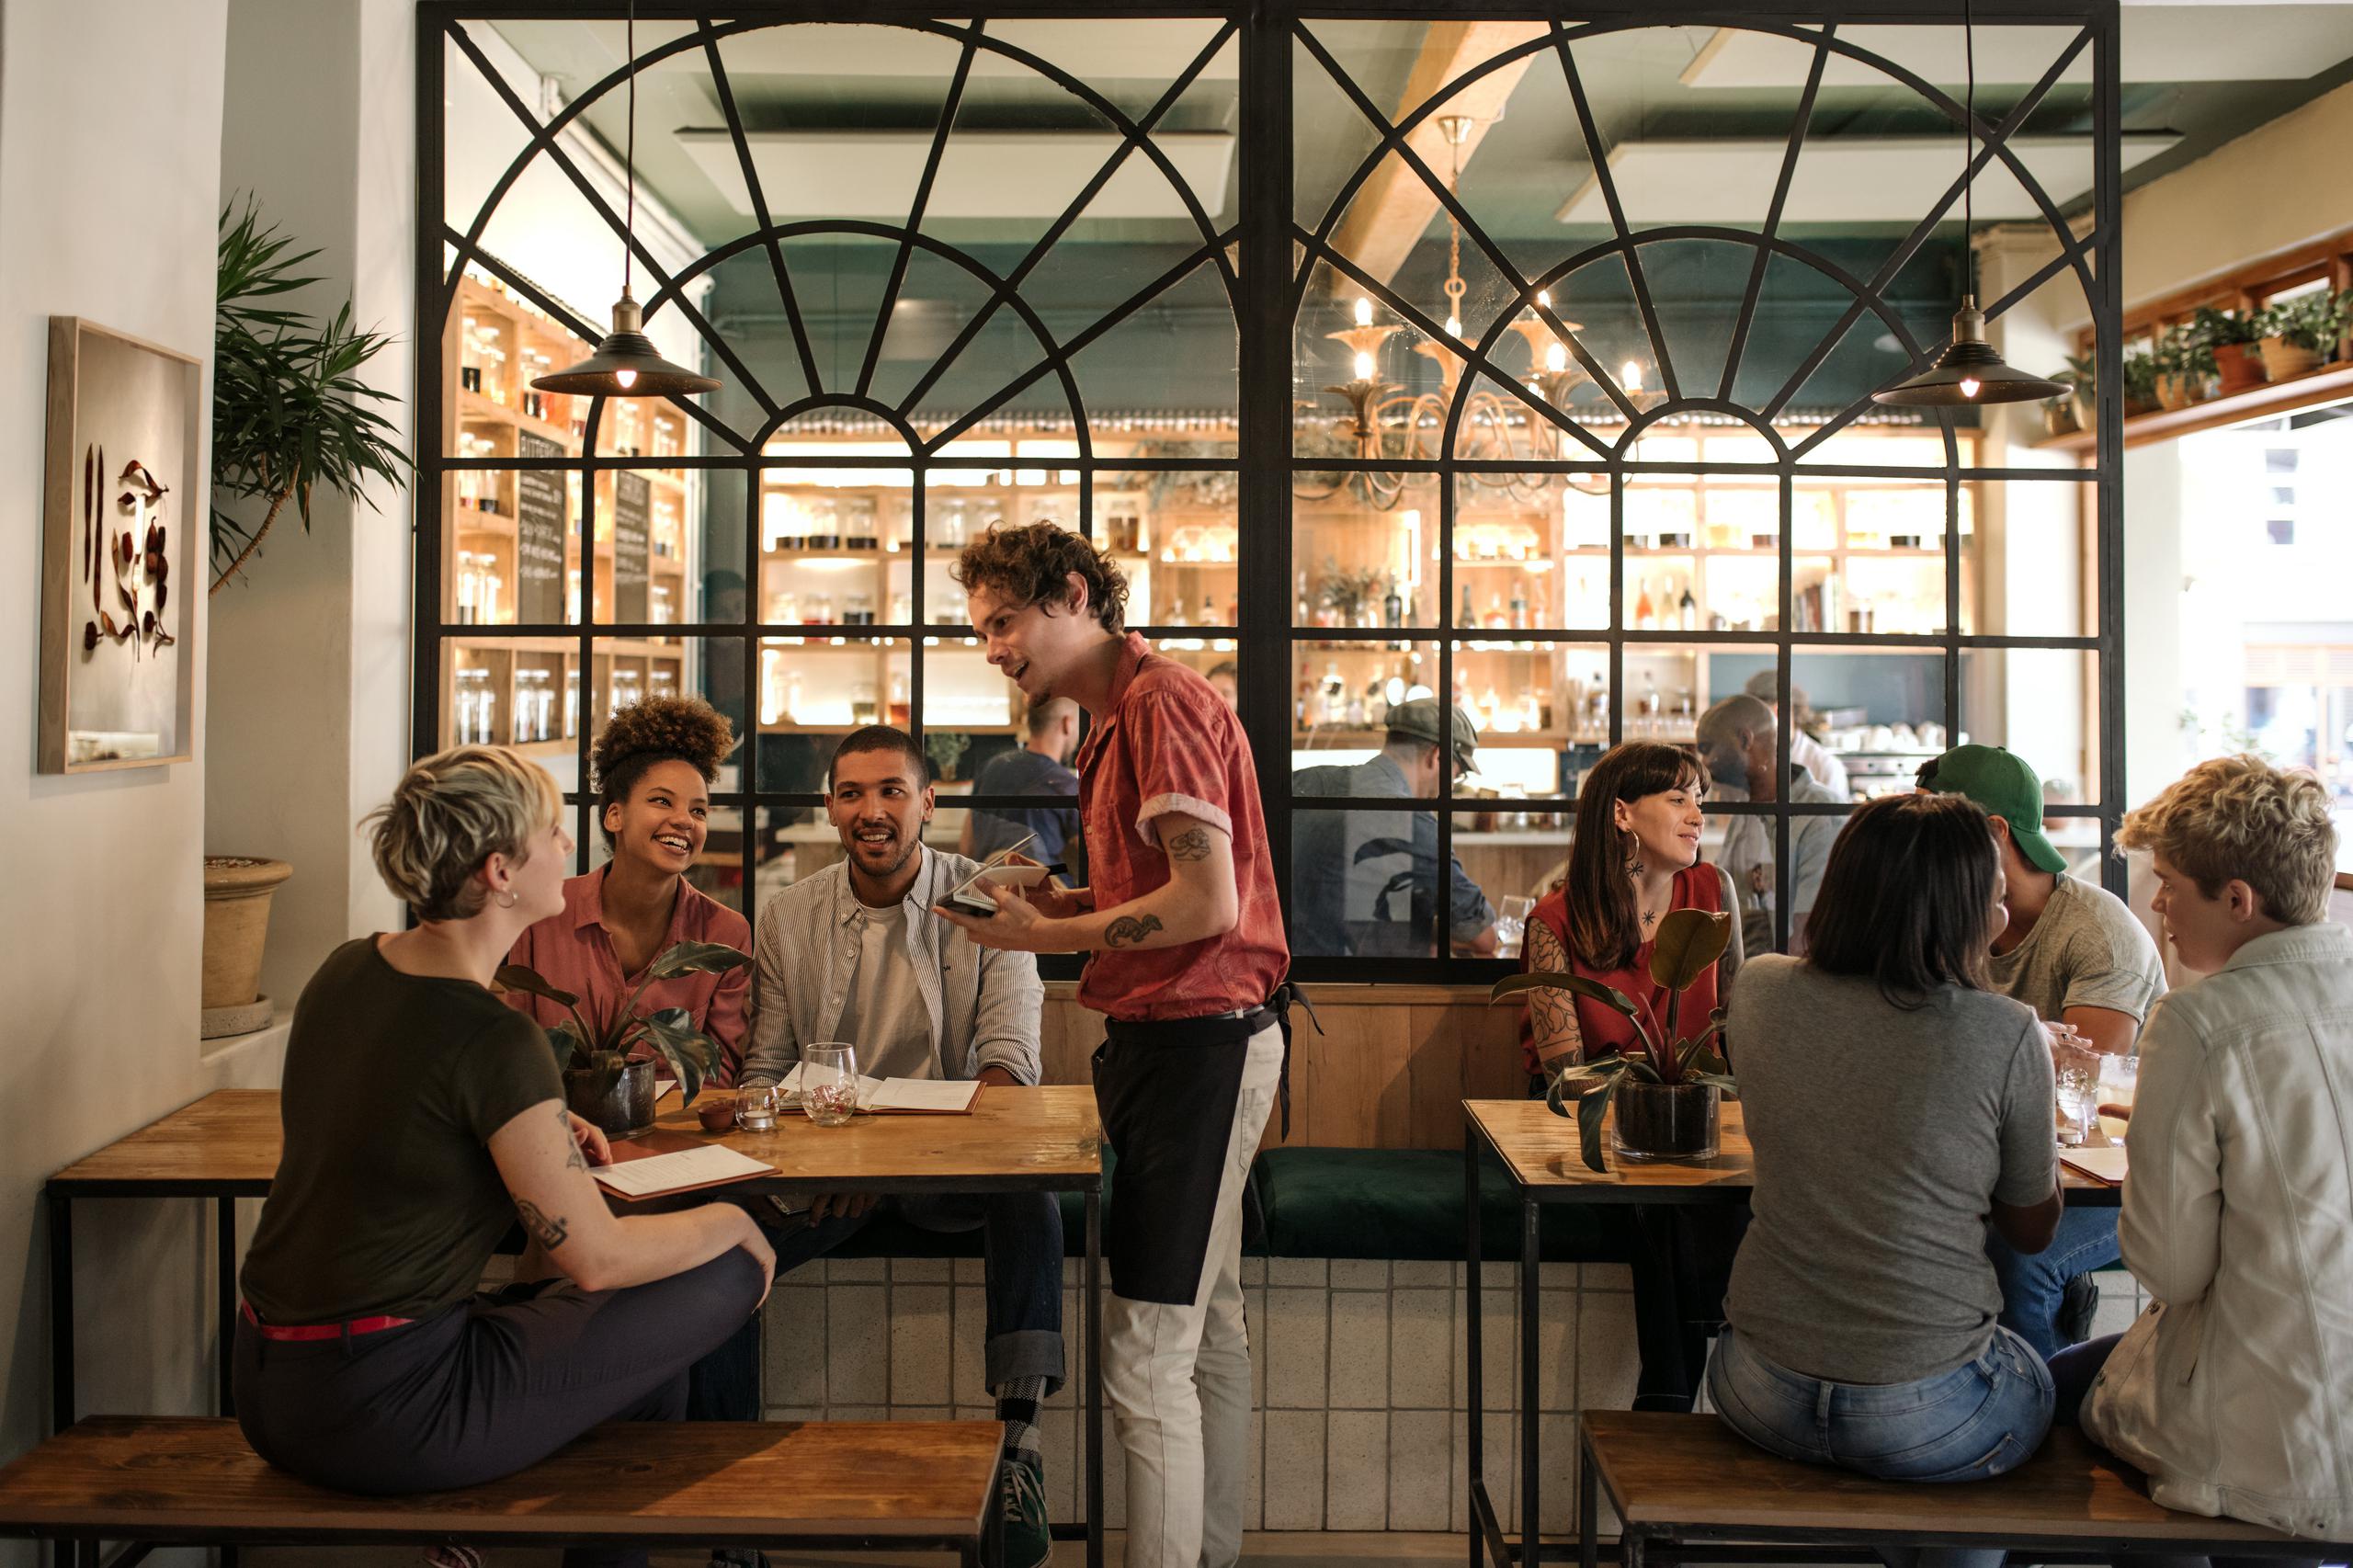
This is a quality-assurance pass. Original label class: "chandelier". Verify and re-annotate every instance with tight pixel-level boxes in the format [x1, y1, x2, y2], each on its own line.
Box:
[1294, 115, 1663, 510]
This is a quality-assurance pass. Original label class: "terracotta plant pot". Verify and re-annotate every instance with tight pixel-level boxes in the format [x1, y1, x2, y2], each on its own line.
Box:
[2258, 335, 2322, 381]
[2212, 341, 2267, 395]
[1611, 1080, 1720, 1164]
[201, 856, 292, 1035]
[568, 1056, 658, 1140]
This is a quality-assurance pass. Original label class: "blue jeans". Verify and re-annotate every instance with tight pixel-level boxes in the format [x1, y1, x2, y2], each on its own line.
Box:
[1709, 1324, 2055, 1568]
[1985, 1207, 2120, 1359]
[687, 1189, 1065, 1422]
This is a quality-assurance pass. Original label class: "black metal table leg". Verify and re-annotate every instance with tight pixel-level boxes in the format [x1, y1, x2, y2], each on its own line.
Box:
[216, 1195, 237, 1418]
[1085, 1186, 1103, 1568]
[1579, 1420, 1599, 1568]
[49, 1189, 74, 1436]
[1521, 1198, 1541, 1566]
[1465, 1134, 1484, 1568]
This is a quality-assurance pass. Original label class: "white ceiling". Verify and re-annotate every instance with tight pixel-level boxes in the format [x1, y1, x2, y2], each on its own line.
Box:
[679, 130, 1237, 221]
[1554, 134, 2180, 225]
[1682, 8, 2353, 88]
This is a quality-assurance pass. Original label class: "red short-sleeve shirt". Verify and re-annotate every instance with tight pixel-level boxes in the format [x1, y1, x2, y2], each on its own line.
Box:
[1075, 632, 1289, 1021]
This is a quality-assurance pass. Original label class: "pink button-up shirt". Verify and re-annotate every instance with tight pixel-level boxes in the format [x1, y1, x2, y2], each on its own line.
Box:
[503, 868, 753, 1087]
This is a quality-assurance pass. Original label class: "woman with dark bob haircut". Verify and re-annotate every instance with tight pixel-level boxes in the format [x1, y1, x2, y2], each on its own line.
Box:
[1710, 792, 2063, 1568]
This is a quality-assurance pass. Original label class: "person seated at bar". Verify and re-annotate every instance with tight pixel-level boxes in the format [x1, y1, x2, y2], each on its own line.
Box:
[2049, 756, 2347, 1559]
[1205, 658, 1240, 712]
[737, 724, 1063, 1568]
[1919, 744, 2165, 1357]
[1742, 670, 1852, 801]
[503, 695, 751, 1085]
[1291, 699, 1496, 956]
[961, 695, 1083, 885]
[1698, 693, 1843, 956]
[1711, 792, 2059, 1568]
[234, 745, 771, 1568]
[1521, 740, 1743, 1410]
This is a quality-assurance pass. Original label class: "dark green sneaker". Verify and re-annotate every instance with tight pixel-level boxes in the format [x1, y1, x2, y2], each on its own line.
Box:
[995, 1452, 1052, 1568]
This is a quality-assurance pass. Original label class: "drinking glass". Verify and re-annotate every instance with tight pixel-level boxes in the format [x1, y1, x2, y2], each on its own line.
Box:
[802, 1043, 861, 1127]
[2098, 1051, 2139, 1125]
[734, 1083, 779, 1133]
[1495, 895, 1535, 960]
[2054, 1059, 2101, 1147]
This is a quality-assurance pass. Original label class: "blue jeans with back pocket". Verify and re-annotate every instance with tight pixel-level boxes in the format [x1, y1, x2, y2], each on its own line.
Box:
[1707, 1324, 2055, 1568]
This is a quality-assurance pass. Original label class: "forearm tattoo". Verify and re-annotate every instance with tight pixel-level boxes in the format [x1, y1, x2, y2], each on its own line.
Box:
[1524, 920, 1584, 1066]
[1105, 914, 1164, 949]
[1166, 825, 1213, 862]
[557, 1105, 587, 1172]
[517, 1198, 570, 1251]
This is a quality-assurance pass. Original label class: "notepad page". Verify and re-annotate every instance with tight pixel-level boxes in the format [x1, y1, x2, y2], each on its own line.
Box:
[868, 1078, 982, 1113]
[594, 1143, 773, 1198]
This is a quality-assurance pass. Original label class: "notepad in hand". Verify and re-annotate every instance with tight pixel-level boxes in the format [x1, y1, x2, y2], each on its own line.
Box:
[2060, 1145, 2129, 1185]
[594, 1143, 775, 1199]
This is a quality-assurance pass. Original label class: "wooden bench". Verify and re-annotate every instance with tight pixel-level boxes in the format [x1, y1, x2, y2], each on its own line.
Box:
[0, 1417, 1005, 1566]
[1577, 1411, 2345, 1568]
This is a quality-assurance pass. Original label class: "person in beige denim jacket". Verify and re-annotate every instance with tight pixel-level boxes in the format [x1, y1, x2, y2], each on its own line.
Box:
[2047, 756, 2351, 1548]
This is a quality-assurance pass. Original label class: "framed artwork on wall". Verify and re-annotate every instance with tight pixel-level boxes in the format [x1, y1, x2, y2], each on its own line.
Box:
[37, 315, 201, 773]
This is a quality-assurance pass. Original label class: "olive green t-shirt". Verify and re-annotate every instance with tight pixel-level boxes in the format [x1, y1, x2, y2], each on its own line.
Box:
[240, 936, 563, 1324]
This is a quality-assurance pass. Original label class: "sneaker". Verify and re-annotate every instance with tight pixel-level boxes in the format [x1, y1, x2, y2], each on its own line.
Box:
[2058, 1273, 2100, 1346]
[995, 1452, 1053, 1568]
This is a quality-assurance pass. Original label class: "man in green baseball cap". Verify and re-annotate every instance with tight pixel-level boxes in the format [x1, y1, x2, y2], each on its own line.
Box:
[1916, 743, 2166, 1359]
[1292, 699, 1495, 957]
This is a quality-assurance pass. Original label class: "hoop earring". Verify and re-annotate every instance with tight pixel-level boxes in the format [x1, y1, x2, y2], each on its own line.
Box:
[495, 890, 518, 910]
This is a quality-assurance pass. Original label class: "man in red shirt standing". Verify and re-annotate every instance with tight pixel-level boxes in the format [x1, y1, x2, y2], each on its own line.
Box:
[938, 522, 1290, 1568]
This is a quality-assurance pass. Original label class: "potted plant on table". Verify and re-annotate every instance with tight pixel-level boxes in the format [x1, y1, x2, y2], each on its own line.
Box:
[2256, 288, 2352, 381]
[496, 941, 748, 1137]
[2191, 306, 2267, 395]
[1489, 908, 1737, 1174]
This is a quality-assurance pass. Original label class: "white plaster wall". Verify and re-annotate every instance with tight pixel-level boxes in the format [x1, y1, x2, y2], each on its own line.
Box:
[0, 5, 285, 1562]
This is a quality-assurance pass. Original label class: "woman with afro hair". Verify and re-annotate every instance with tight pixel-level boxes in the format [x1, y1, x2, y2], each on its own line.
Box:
[504, 695, 752, 1085]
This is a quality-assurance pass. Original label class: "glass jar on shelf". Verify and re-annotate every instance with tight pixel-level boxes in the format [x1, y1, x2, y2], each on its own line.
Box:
[887, 672, 910, 726]
[845, 494, 880, 551]
[454, 551, 478, 624]
[936, 495, 970, 547]
[610, 666, 643, 717]
[889, 591, 913, 626]
[804, 494, 843, 551]
[650, 666, 676, 700]
[650, 583, 674, 626]
[851, 680, 880, 725]
[808, 592, 835, 625]
[845, 593, 875, 627]
[768, 589, 799, 626]
[563, 665, 580, 737]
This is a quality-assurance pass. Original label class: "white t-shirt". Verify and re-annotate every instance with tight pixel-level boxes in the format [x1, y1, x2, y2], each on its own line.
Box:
[838, 902, 938, 1082]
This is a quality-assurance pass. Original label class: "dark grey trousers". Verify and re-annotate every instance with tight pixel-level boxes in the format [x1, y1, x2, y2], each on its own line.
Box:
[233, 1248, 765, 1568]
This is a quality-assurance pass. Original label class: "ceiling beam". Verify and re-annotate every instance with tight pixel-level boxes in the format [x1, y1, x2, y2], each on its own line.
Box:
[1325, 21, 1549, 289]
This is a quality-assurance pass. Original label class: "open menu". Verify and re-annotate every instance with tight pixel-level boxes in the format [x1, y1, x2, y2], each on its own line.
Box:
[2060, 1145, 2129, 1186]
[594, 1142, 775, 1200]
[775, 1062, 985, 1115]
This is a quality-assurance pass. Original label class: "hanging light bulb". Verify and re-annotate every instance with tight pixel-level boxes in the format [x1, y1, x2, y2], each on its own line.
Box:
[1622, 360, 1643, 392]
[1354, 297, 1375, 328]
[1353, 349, 1378, 382]
[1545, 343, 1569, 374]
[1875, 0, 2060, 409]
[535, 0, 720, 400]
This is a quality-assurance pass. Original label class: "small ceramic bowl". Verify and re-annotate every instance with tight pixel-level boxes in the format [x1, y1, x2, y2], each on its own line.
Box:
[696, 1100, 737, 1133]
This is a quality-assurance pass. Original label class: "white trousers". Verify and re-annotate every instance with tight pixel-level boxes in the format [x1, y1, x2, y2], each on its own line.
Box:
[1101, 1020, 1283, 1568]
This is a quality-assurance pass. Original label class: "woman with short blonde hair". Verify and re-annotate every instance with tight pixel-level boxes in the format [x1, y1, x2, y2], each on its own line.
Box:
[233, 745, 771, 1568]
[2050, 756, 2348, 1553]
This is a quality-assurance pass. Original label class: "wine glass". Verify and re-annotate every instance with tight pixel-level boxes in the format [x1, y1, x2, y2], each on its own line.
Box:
[1495, 895, 1535, 960]
[802, 1043, 861, 1127]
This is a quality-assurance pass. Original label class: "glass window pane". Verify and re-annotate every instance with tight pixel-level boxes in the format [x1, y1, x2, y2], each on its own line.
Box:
[1961, 647, 2100, 808]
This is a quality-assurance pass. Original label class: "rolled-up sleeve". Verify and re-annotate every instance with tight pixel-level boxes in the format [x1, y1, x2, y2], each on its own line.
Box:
[1126, 690, 1235, 843]
[970, 943, 1045, 1085]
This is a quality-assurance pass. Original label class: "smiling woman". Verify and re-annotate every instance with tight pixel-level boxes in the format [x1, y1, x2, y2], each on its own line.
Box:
[501, 694, 755, 1086]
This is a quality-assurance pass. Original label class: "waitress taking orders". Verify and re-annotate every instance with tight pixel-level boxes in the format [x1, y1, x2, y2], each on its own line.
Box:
[1521, 740, 1745, 1412]
[503, 695, 751, 1085]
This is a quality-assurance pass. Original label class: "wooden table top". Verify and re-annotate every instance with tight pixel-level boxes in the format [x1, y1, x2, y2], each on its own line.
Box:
[0, 1416, 1002, 1546]
[51, 1085, 1102, 1196]
[1582, 1410, 2309, 1545]
[1465, 1098, 2118, 1202]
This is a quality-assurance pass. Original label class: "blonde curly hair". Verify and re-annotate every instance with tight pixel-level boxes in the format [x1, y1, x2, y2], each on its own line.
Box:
[592, 695, 737, 847]
[2119, 754, 2337, 926]
[365, 745, 563, 922]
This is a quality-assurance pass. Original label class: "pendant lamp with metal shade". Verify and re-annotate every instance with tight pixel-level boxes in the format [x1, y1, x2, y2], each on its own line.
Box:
[533, 0, 718, 400]
[1874, 0, 2063, 409]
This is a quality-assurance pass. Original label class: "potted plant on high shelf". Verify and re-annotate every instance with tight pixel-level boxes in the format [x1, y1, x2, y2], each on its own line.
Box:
[496, 942, 748, 1137]
[2256, 288, 2353, 381]
[2153, 324, 2212, 411]
[1490, 908, 1737, 1173]
[201, 199, 410, 1039]
[2192, 305, 2268, 395]
[2121, 347, 2161, 416]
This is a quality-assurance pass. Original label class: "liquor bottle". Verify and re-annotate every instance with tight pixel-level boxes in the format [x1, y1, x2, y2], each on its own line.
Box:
[1321, 662, 1346, 723]
[1508, 583, 1529, 630]
[1487, 591, 1506, 630]
[1165, 597, 1188, 627]
[1382, 579, 1403, 629]
[1634, 578, 1655, 631]
[1460, 584, 1478, 630]
[1199, 593, 1218, 624]
[1677, 581, 1698, 631]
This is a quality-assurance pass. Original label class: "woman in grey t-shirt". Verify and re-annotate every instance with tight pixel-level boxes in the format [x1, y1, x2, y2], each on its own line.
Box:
[1709, 794, 2063, 1541]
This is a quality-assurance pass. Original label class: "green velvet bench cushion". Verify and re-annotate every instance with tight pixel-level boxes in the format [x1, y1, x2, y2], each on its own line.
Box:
[1248, 1146, 1638, 1264]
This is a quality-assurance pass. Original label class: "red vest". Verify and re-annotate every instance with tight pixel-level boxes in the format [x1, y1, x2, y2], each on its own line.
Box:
[1521, 863, 1724, 1074]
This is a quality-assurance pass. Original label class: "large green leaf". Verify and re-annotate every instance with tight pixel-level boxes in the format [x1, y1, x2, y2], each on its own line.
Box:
[636, 1006, 719, 1108]
[1689, 1071, 1741, 1100]
[648, 940, 753, 983]
[546, 1020, 587, 1073]
[496, 962, 577, 1009]
[1491, 971, 1643, 1022]
[1575, 1074, 1616, 1174]
[1647, 909, 1731, 991]
[1541, 1058, 1624, 1175]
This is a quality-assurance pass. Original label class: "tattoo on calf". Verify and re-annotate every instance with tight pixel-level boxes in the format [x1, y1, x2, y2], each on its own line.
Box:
[517, 1199, 570, 1251]
[1105, 914, 1163, 949]
[1165, 825, 1213, 862]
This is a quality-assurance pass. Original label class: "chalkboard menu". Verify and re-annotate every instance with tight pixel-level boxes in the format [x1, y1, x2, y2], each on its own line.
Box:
[514, 432, 567, 625]
[613, 472, 651, 625]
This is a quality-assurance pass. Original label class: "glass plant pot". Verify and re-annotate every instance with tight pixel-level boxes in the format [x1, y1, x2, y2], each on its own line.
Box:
[1611, 1080, 1719, 1163]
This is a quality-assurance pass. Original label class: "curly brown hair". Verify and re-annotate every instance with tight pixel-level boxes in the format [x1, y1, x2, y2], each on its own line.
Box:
[593, 695, 736, 848]
[950, 521, 1129, 633]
